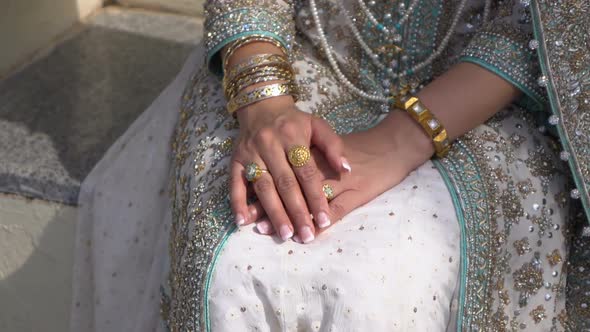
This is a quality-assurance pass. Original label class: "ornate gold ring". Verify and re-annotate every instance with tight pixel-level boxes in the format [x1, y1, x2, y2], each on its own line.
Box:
[287, 145, 311, 168]
[322, 183, 335, 201]
[244, 162, 269, 182]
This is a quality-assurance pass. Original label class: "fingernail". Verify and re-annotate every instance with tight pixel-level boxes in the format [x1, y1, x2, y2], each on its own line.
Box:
[235, 213, 245, 226]
[292, 235, 303, 244]
[279, 225, 293, 241]
[341, 157, 352, 172]
[317, 212, 331, 228]
[256, 220, 272, 235]
[300, 226, 315, 243]
[248, 207, 258, 221]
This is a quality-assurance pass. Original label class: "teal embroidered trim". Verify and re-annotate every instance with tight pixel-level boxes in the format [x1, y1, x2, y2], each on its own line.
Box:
[204, 5, 295, 75]
[530, 0, 590, 224]
[207, 31, 288, 76]
[433, 140, 494, 331]
[204, 7, 292, 53]
[460, 56, 544, 112]
[460, 32, 545, 108]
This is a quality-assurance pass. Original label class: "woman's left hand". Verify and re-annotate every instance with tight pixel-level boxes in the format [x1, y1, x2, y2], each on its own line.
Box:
[250, 110, 436, 239]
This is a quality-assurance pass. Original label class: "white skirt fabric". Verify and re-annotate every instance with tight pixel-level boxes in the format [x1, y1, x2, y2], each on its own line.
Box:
[70, 48, 460, 332]
[209, 162, 460, 332]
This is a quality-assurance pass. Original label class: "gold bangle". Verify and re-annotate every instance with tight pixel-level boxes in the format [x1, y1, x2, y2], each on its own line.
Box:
[226, 72, 295, 100]
[224, 53, 290, 82]
[226, 82, 299, 115]
[224, 63, 293, 94]
[396, 95, 451, 158]
[223, 35, 288, 73]
[224, 65, 294, 99]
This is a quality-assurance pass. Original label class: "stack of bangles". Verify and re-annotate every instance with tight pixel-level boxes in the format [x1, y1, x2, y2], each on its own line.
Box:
[222, 37, 299, 116]
[395, 95, 452, 158]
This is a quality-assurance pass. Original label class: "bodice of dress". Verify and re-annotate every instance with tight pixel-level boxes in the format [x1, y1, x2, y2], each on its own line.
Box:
[204, 0, 544, 109]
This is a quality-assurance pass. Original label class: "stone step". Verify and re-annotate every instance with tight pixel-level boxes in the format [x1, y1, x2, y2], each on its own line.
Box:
[0, 6, 203, 205]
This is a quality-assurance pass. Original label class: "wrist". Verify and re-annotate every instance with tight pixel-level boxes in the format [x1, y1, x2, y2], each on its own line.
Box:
[235, 95, 295, 127]
[380, 110, 434, 170]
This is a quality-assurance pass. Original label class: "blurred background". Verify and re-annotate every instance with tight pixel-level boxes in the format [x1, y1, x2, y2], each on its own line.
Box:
[0, 1, 204, 330]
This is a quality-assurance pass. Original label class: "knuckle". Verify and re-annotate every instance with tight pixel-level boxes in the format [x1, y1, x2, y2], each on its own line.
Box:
[297, 164, 317, 182]
[275, 174, 298, 192]
[306, 192, 324, 209]
[277, 121, 299, 140]
[254, 178, 274, 193]
[254, 127, 275, 145]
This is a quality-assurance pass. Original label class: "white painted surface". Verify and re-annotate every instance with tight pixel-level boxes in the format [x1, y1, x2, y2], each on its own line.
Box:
[0, 0, 103, 78]
[0, 194, 77, 332]
[117, 0, 204, 16]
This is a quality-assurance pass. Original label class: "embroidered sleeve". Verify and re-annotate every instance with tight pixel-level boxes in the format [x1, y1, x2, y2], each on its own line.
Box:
[459, 2, 545, 110]
[204, 0, 297, 75]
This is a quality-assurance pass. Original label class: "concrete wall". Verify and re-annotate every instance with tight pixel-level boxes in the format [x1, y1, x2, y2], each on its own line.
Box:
[116, 0, 204, 16]
[0, 0, 103, 78]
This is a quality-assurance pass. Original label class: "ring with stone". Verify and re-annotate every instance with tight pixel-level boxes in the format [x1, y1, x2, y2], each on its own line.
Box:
[322, 183, 335, 201]
[244, 162, 269, 182]
[287, 145, 311, 168]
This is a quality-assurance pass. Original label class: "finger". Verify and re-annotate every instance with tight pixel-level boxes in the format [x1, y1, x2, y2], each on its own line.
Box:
[247, 200, 265, 224]
[255, 218, 275, 235]
[326, 189, 363, 227]
[246, 179, 343, 224]
[250, 161, 295, 241]
[320, 180, 344, 202]
[230, 162, 249, 226]
[311, 117, 350, 173]
[289, 150, 333, 231]
[311, 190, 359, 238]
[262, 144, 316, 243]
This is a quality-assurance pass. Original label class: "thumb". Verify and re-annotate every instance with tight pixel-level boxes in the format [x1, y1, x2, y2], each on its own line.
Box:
[310, 116, 351, 173]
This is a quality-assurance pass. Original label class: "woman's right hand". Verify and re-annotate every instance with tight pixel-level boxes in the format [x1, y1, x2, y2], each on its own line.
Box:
[229, 95, 350, 243]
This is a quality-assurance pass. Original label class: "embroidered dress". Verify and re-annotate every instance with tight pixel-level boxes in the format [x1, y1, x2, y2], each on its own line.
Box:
[71, 1, 590, 331]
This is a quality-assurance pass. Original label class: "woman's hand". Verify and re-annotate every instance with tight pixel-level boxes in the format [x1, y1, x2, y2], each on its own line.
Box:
[249, 110, 435, 241]
[230, 95, 350, 243]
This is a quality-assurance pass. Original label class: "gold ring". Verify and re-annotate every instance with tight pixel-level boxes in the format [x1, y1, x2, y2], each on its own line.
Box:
[287, 145, 311, 167]
[245, 162, 269, 182]
[322, 184, 335, 201]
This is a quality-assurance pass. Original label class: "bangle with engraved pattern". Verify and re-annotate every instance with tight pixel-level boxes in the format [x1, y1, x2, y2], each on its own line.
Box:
[227, 82, 299, 115]
[222, 35, 289, 74]
[224, 64, 294, 100]
[224, 53, 290, 82]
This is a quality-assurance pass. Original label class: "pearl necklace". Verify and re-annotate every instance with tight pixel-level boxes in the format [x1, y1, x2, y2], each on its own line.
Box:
[309, 0, 469, 103]
[357, 0, 420, 42]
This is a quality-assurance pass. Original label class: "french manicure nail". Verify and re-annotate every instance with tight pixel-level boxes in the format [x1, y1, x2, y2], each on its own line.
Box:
[300, 226, 315, 243]
[279, 225, 294, 241]
[341, 157, 352, 172]
[317, 212, 331, 228]
[235, 213, 245, 226]
[256, 220, 272, 234]
[292, 235, 303, 244]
